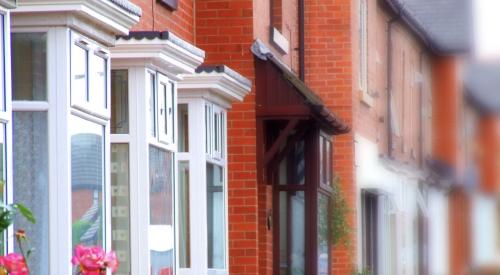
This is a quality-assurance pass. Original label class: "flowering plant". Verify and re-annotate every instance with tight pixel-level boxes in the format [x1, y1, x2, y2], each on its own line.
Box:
[71, 245, 118, 275]
[0, 253, 29, 275]
[0, 202, 35, 275]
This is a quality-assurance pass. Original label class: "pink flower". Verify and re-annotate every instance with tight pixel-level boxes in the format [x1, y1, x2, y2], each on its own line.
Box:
[103, 251, 118, 272]
[0, 253, 28, 275]
[71, 245, 119, 274]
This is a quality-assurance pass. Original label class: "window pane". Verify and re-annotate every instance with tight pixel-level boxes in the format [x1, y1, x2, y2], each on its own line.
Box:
[0, 124, 6, 254]
[318, 193, 330, 275]
[70, 116, 104, 250]
[205, 104, 211, 155]
[279, 191, 305, 275]
[72, 44, 88, 103]
[167, 82, 174, 143]
[362, 192, 378, 274]
[111, 70, 129, 134]
[279, 140, 305, 185]
[148, 73, 156, 137]
[13, 112, 49, 274]
[149, 146, 174, 274]
[178, 161, 190, 268]
[207, 163, 225, 269]
[12, 33, 47, 101]
[111, 144, 130, 275]
[178, 104, 188, 152]
[93, 54, 107, 109]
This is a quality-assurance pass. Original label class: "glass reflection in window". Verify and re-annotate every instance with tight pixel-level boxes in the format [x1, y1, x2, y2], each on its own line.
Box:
[149, 146, 174, 274]
[207, 163, 225, 269]
[70, 116, 105, 250]
[148, 72, 156, 138]
[72, 44, 88, 103]
[94, 54, 107, 109]
[317, 193, 329, 275]
[179, 161, 190, 268]
[12, 32, 47, 101]
[279, 191, 305, 275]
[111, 144, 131, 275]
[178, 104, 188, 152]
[111, 70, 129, 134]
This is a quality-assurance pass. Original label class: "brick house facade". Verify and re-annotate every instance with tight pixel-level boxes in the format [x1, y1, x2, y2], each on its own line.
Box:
[0, 0, 472, 274]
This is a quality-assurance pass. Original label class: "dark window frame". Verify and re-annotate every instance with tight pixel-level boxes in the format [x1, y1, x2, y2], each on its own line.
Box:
[271, 126, 333, 275]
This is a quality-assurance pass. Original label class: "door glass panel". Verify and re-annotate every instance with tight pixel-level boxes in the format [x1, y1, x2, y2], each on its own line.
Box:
[179, 161, 190, 268]
[279, 140, 305, 185]
[13, 112, 49, 274]
[207, 163, 225, 269]
[70, 116, 105, 249]
[318, 193, 330, 275]
[149, 146, 174, 274]
[279, 191, 305, 275]
[12, 33, 47, 101]
[111, 70, 129, 134]
[111, 144, 131, 275]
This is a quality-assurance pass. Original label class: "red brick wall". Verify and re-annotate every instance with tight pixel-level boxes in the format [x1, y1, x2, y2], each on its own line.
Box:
[130, 0, 195, 42]
[449, 188, 470, 275]
[304, 0, 356, 274]
[432, 56, 460, 166]
[478, 116, 500, 193]
[195, 1, 257, 274]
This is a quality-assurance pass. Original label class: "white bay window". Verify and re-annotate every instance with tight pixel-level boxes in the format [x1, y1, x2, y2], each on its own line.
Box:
[10, 1, 139, 273]
[111, 31, 204, 275]
[177, 65, 251, 275]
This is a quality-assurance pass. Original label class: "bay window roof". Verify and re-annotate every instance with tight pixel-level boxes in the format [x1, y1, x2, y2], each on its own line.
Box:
[252, 39, 349, 135]
[178, 64, 252, 106]
[13, 0, 142, 44]
[113, 31, 205, 78]
[108, 0, 142, 16]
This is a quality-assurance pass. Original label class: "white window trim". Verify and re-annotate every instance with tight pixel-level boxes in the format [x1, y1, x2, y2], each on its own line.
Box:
[70, 31, 111, 120]
[176, 69, 250, 275]
[110, 66, 178, 274]
[176, 97, 229, 275]
[0, 7, 12, 256]
[359, 0, 373, 106]
[11, 27, 113, 274]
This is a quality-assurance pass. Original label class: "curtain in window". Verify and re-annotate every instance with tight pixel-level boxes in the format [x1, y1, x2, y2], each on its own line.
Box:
[13, 112, 49, 275]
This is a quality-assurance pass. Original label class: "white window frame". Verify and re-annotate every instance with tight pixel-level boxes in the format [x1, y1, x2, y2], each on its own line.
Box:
[0, 7, 12, 256]
[109, 66, 178, 274]
[206, 103, 225, 162]
[177, 97, 228, 275]
[70, 31, 110, 119]
[10, 26, 112, 274]
[359, 0, 372, 106]
[158, 73, 175, 145]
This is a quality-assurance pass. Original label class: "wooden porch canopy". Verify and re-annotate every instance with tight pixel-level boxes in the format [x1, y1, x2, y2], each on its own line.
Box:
[252, 40, 349, 135]
[252, 40, 349, 184]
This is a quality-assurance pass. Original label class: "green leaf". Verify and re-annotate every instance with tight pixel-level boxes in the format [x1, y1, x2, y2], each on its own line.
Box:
[0, 211, 13, 231]
[12, 204, 36, 224]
